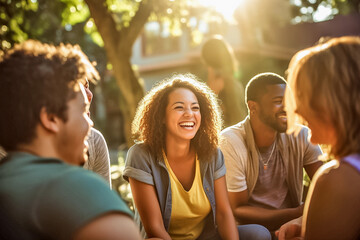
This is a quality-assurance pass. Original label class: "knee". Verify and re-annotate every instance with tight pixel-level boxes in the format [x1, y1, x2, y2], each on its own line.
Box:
[237, 224, 271, 240]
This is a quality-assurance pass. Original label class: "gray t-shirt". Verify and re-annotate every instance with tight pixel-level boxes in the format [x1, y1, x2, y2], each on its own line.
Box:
[220, 117, 323, 205]
[249, 144, 292, 209]
[83, 128, 111, 187]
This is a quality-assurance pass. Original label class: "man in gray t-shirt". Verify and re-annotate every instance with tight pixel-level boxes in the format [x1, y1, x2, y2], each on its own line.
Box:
[220, 73, 323, 232]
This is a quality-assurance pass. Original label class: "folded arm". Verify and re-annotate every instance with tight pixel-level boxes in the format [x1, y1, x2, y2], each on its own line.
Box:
[228, 190, 303, 231]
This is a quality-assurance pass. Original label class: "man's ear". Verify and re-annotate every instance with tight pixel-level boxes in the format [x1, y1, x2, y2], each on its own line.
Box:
[247, 100, 258, 114]
[39, 107, 61, 133]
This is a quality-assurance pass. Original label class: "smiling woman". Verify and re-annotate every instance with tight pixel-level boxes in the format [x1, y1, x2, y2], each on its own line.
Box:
[123, 74, 271, 240]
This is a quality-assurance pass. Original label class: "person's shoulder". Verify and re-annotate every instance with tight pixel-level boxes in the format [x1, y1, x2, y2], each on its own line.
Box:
[327, 159, 360, 184]
[48, 166, 131, 209]
[51, 165, 108, 187]
[91, 127, 102, 135]
[311, 159, 360, 206]
[126, 142, 154, 165]
[212, 147, 223, 161]
[128, 142, 150, 155]
[90, 127, 106, 141]
[287, 124, 309, 138]
[313, 159, 360, 190]
[220, 122, 247, 151]
[221, 121, 245, 139]
[221, 121, 244, 134]
[280, 124, 311, 144]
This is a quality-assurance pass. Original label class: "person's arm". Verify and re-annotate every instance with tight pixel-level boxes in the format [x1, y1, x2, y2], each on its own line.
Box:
[303, 161, 322, 180]
[228, 190, 303, 231]
[129, 178, 171, 240]
[74, 213, 142, 240]
[301, 127, 323, 181]
[214, 176, 239, 240]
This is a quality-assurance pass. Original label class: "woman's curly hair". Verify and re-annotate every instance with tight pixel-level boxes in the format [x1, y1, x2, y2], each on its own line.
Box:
[132, 73, 223, 161]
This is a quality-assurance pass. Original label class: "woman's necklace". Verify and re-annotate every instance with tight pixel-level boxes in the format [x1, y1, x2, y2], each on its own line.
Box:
[258, 141, 276, 170]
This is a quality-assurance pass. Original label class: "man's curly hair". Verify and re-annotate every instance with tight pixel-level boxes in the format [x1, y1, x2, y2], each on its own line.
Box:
[132, 74, 223, 161]
[0, 40, 99, 151]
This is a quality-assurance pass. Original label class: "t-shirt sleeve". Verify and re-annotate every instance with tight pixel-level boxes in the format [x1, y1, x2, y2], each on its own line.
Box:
[220, 134, 248, 192]
[91, 129, 111, 185]
[214, 148, 226, 180]
[300, 127, 323, 165]
[123, 144, 154, 185]
[33, 169, 133, 240]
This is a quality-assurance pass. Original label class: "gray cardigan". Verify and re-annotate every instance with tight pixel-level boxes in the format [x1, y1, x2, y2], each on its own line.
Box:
[123, 143, 226, 239]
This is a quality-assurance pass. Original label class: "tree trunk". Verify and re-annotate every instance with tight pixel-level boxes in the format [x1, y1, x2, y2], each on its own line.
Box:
[85, 0, 152, 147]
[111, 51, 144, 147]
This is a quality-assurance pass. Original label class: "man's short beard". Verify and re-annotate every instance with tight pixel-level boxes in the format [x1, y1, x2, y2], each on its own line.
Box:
[259, 110, 287, 133]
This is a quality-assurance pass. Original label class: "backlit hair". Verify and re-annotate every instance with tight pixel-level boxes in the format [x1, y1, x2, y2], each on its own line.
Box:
[0, 40, 99, 151]
[132, 73, 222, 161]
[286, 36, 360, 158]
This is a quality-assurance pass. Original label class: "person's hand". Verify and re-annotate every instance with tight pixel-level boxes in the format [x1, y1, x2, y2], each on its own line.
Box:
[275, 217, 302, 240]
[295, 203, 304, 217]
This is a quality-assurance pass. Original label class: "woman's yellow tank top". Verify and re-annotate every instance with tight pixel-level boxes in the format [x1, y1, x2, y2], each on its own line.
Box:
[163, 153, 211, 240]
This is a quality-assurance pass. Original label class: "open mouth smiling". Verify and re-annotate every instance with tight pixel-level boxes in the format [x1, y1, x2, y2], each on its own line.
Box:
[179, 121, 195, 129]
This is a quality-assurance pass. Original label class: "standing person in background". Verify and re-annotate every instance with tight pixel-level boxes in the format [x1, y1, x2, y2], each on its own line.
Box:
[123, 74, 271, 240]
[277, 36, 360, 240]
[202, 35, 247, 127]
[82, 78, 112, 186]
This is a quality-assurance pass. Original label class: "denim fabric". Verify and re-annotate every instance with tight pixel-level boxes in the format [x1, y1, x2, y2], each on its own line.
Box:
[237, 224, 272, 240]
[123, 143, 226, 239]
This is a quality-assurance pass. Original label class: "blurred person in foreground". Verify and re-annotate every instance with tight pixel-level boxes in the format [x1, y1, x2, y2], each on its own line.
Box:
[277, 36, 360, 240]
[202, 35, 247, 127]
[123, 74, 271, 240]
[82, 78, 111, 187]
[0, 40, 141, 240]
[220, 73, 323, 235]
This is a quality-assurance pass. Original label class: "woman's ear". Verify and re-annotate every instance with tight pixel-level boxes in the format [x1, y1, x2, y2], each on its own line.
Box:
[39, 107, 60, 133]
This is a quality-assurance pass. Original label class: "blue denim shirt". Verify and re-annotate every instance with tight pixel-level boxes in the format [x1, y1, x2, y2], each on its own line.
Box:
[123, 143, 226, 239]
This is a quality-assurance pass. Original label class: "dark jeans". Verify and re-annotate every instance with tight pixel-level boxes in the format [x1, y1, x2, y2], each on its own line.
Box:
[238, 224, 272, 240]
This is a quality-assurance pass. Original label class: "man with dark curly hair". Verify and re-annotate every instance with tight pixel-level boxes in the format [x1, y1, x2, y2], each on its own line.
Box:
[0, 40, 141, 240]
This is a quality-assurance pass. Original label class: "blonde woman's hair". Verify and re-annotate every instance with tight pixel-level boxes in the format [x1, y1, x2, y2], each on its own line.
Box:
[286, 36, 360, 158]
[132, 73, 223, 161]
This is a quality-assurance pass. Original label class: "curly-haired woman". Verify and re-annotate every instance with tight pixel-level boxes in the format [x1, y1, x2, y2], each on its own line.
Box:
[123, 74, 271, 240]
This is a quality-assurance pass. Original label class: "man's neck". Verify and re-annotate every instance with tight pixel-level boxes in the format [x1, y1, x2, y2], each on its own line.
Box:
[16, 131, 60, 160]
[250, 117, 277, 148]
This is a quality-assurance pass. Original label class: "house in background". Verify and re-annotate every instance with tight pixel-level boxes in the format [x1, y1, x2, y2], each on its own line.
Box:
[131, 13, 360, 91]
